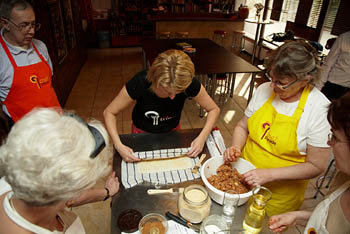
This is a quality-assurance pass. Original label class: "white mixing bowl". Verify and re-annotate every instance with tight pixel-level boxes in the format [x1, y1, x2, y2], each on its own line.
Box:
[201, 156, 256, 206]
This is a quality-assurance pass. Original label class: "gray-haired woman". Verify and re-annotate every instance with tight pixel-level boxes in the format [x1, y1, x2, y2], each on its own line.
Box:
[224, 40, 331, 216]
[0, 108, 119, 234]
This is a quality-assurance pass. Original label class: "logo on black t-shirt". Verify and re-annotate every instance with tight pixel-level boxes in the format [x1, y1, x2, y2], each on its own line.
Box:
[145, 111, 160, 125]
[145, 111, 175, 126]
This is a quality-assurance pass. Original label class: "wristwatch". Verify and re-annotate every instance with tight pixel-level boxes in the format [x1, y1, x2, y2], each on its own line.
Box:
[103, 187, 110, 201]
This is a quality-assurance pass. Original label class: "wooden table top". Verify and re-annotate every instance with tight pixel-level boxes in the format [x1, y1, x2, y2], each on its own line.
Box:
[142, 38, 261, 75]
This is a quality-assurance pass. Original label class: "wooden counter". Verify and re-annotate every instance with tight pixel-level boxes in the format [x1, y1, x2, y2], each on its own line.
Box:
[155, 14, 244, 50]
[155, 13, 242, 21]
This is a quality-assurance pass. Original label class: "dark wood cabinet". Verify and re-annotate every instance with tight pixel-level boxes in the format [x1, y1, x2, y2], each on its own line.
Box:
[114, 0, 157, 46]
[29, 0, 87, 106]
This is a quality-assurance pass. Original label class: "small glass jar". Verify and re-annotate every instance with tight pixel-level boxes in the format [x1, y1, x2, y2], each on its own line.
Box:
[200, 215, 229, 234]
[178, 184, 211, 224]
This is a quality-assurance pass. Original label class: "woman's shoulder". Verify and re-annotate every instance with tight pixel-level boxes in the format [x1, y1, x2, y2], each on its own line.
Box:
[0, 195, 32, 234]
[126, 70, 151, 99]
[251, 82, 273, 104]
[306, 86, 331, 109]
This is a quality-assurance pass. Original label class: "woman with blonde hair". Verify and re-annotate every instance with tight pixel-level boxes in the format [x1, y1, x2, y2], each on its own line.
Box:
[104, 49, 220, 162]
[0, 108, 119, 234]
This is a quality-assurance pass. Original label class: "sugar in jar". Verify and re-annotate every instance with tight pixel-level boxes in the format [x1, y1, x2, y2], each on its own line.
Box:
[178, 184, 211, 223]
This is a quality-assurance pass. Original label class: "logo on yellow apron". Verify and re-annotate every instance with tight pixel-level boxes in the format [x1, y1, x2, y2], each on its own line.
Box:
[261, 122, 276, 145]
[261, 122, 270, 139]
[307, 227, 317, 234]
[30, 75, 49, 89]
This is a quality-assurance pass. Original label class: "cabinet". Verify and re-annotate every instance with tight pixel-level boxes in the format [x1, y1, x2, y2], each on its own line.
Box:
[158, 0, 235, 14]
[115, 0, 157, 46]
[28, 0, 87, 106]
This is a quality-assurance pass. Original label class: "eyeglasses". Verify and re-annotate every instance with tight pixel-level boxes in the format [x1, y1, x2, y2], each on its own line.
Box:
[265, 71, 299, 90]
[4, 17, 41, 32]
[65, 113, 106, 159]
[328, 132, 348, 145]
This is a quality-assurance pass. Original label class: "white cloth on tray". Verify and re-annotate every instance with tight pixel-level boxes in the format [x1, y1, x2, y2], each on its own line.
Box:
[121, 147, 201, 189]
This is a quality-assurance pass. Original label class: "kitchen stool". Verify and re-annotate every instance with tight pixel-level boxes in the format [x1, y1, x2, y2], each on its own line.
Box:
[213, 30, 227, 47]
[157, 31, 171, 39]
[313, 158, 337, 199]
[231, 30, 245, 52]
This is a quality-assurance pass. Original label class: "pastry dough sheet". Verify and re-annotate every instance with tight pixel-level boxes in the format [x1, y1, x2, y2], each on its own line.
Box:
[137, 157, 193, 174]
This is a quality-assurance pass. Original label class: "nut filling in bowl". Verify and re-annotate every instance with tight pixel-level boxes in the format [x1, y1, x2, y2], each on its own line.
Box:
[207, 163, 251, 193]
[201, 157, 256, 206]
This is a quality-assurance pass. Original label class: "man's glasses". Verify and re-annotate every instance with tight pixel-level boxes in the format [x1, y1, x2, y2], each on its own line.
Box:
[4, 17, 41, 32]
[265, 71, 299, 90]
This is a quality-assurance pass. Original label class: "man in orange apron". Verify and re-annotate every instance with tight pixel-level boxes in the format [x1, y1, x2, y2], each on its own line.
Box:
[224, 41, 331, 216]
[0, 0, 60, 125]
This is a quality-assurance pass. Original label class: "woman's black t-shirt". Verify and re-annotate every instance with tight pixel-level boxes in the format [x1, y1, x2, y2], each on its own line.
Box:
[125, 70, 201, 133]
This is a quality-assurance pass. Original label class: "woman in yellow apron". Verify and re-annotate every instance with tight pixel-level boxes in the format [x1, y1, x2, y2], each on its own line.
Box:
[269, 93, 350, 234]
[224, 41, 331, 216]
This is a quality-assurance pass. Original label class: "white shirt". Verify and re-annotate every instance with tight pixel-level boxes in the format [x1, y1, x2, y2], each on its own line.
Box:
[245, 82, 331, 154]
[0, 28, 53, 116]
[317, 31, 350, 89]
[0, 178, 85, 234]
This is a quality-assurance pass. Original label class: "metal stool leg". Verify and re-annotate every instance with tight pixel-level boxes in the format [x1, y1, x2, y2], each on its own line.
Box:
[313, 159, 335, 199]
[230, 73, 236, 97]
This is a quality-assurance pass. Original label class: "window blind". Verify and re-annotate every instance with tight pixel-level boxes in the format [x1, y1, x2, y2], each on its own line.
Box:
[323, 0, 340, 30]
[307, 0, 323, 28]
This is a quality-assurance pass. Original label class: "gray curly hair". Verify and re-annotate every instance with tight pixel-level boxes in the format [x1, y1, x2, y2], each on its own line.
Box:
[265, 40, 321, 85]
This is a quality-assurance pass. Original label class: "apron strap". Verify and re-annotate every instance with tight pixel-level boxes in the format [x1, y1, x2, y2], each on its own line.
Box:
[0, 35, 18, 68]
[292, 85, 311, 119]
[32, 43, 46, 63]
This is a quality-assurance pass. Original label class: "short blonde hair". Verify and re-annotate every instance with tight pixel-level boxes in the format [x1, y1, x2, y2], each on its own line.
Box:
[0, 108, 111, 206]
[147, 49, 195, 92]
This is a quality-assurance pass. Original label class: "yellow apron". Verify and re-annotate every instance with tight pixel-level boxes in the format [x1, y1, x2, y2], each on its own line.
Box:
[242, 85, 311, 216]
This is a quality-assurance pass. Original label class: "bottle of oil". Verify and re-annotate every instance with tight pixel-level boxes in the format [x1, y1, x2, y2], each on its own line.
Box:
[242, 186, 272, 234]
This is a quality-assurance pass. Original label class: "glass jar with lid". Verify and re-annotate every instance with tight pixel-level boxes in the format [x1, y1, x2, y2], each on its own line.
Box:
[178, 184, 211, 224]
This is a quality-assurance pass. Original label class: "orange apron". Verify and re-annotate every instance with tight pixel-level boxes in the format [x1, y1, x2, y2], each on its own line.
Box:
[242, 85, 311, 216]
[0, 36, 61, 122]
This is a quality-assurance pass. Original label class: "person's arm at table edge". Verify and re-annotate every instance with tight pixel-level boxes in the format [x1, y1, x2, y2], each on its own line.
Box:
[66, 172, 120, 207]
[187, 85, 220, 157]
[103, 86, 139, 162]
[269, 210, 312, 232]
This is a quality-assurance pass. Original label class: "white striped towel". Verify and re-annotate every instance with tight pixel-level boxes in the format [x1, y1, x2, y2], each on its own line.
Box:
[121, 148, 201, 189]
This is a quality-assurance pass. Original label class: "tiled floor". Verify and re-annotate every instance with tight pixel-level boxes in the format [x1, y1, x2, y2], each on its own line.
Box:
[64, 47, 328, 234]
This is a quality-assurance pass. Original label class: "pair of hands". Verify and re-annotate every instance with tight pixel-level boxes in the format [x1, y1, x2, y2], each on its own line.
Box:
[224, 146, 273, 187]
[116, 136, 206, 162]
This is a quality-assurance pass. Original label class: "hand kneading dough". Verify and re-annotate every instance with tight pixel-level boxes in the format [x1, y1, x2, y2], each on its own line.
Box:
[137, 157, 193, 173]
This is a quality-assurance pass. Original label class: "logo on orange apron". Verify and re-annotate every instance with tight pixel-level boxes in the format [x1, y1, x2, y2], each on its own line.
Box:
[30, 75, 49, 89]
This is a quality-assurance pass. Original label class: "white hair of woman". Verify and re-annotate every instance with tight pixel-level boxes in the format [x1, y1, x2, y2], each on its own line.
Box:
[0, 108, 111, 206]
